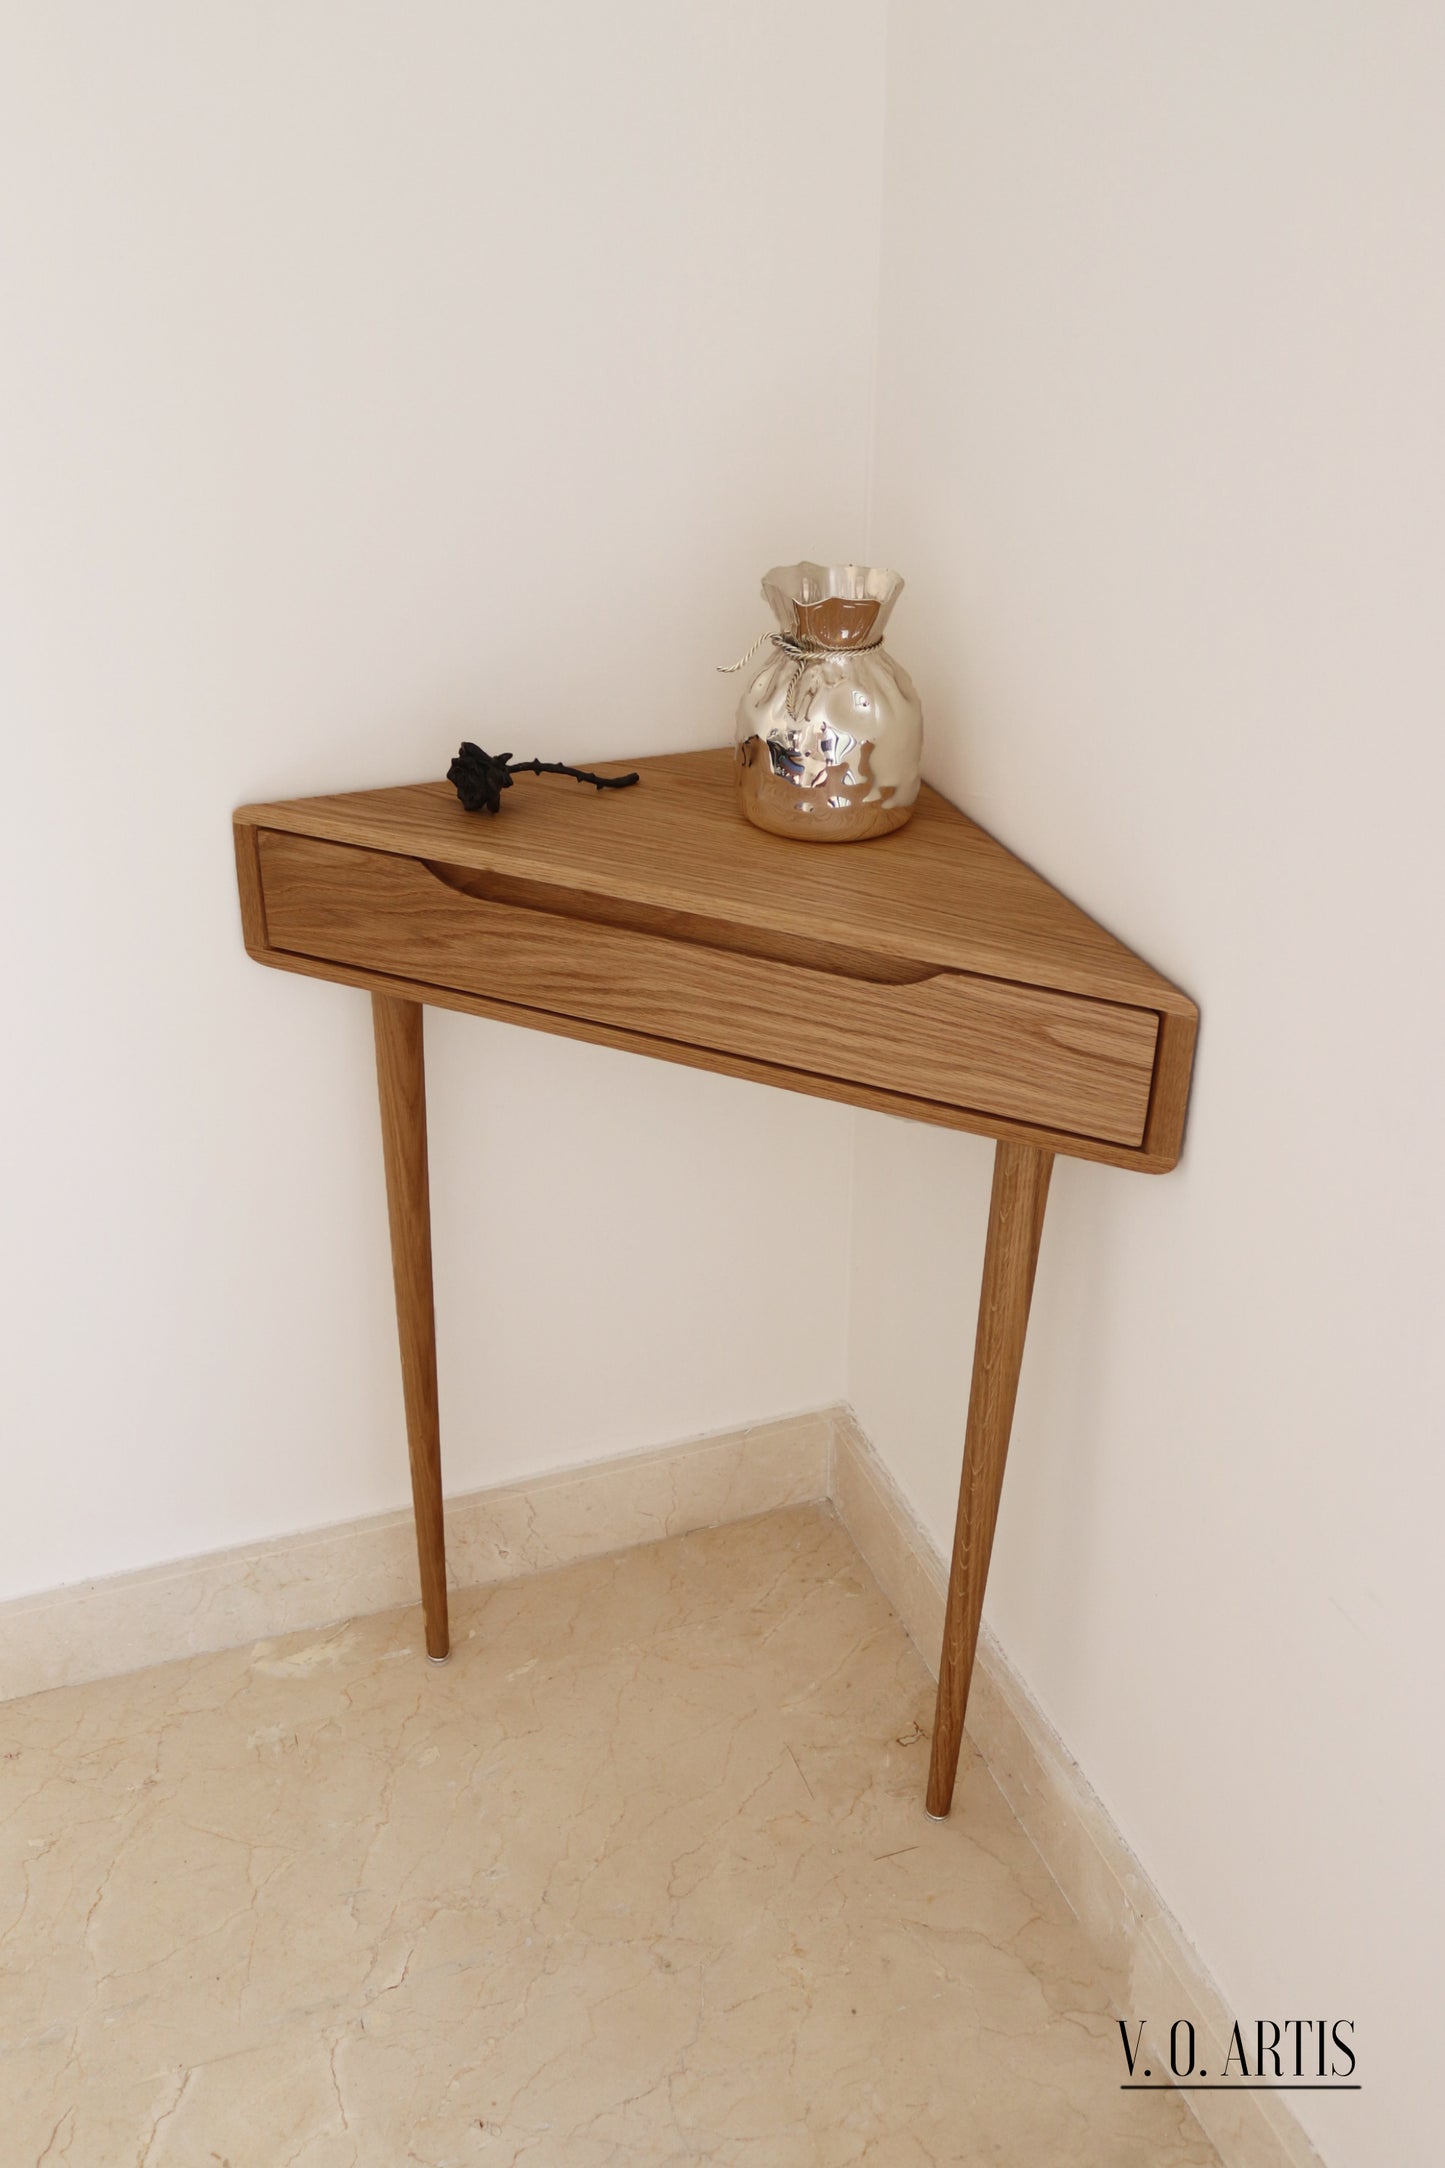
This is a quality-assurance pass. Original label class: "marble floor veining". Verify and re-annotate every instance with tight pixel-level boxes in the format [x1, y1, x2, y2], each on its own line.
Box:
[1, 1506, 1221, 2167]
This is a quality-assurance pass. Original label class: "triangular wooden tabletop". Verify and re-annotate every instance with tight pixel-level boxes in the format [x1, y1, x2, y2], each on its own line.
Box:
[237, 746, 1190, 1016]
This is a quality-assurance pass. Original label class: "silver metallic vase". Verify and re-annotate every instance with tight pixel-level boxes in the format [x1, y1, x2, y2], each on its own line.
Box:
[734, 562, 923, 842]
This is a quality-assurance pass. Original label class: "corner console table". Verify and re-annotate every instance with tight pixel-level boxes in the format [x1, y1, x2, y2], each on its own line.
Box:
[234, 748, 1196, 1816]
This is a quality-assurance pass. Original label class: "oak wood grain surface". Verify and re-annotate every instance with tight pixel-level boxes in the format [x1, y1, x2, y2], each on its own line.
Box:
[927, 1141, 1054, 1819]
[244, 939, 1185, 1173]
[236, 747, 1195, 1018]
[232, 820, 268, 952]
[371, 995, 449, 1661]
[259, 829, 1159, 1148]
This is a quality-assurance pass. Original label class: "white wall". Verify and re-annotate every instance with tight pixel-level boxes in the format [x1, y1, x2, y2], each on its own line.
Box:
[855, 7, 1444, 2165]
[0, 2, 884, 1599]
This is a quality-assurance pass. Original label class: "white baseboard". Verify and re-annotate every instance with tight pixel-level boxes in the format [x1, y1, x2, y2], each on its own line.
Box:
[0, 1398, 1325, 2168]
[827, 1406, 1325, 2168]
[0, 1408, 831, 1703]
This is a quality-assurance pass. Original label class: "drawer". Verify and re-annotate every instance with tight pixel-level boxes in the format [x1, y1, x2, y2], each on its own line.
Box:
[257, 831, 1160, 1146]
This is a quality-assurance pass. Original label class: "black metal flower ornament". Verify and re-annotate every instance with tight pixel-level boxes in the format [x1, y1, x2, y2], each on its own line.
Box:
[447, 743, 640, 815]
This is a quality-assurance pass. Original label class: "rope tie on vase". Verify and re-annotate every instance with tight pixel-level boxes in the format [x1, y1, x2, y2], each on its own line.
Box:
[717, 631, 885, 720]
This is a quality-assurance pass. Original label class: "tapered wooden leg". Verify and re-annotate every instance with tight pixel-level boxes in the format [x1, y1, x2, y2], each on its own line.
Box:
[926, 1141, 1053, 1817]
[372, 994, 449, 1660]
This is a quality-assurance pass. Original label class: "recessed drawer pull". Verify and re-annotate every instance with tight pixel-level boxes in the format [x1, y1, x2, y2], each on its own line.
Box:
[418, 857, 944, 986]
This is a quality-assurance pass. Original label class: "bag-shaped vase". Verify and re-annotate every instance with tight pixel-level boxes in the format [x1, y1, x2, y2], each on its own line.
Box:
[733, 561, 923, 842]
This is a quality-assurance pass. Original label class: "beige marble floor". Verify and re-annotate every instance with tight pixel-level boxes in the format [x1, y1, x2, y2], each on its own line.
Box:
[1, 1506, 1221, 2167]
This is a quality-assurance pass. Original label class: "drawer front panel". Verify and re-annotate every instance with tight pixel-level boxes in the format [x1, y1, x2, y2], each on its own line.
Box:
[259, 832, 1159, 1145]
